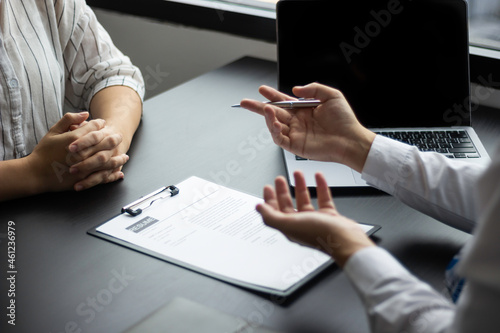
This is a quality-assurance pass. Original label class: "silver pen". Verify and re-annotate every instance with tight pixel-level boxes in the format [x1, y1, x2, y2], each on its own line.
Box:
[232, 99, 321, 109]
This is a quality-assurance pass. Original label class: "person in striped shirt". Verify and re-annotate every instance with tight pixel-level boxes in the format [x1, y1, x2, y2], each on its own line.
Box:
[0, 0, 145, 201]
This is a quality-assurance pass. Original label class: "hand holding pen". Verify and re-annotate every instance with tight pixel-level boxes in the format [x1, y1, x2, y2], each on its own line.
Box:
[235, 83, 376, 172]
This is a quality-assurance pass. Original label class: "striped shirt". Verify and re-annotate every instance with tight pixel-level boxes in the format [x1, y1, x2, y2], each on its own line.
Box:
[0, 0, 145, 160]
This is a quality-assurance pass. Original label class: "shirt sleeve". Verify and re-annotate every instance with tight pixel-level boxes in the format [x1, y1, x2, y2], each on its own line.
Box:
[345, 141, 500, 333]
[361, 135, 486, 233]
[58, 0, 145, 112]
[450, 142, 500, 332]
[344, 247, 455, 333]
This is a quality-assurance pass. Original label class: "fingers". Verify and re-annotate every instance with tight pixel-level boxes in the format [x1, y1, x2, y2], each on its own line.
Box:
[263, 106, 291, 149]
[258, 85, 296, 102]
[69, 130, 106, 156]
[259, 180, 288, 230]
[239, 85, 296, 116]
[264, 104, 293, 128]
[263, 106, 281, 136]
[68, 132, 123, 164]
[315, 173, 336, 211]
[74, 168, 125, 192]
[68, 122, 117, 154]
[70, 152, 129, 178]
[293, 171, 315, 212]
[49, 112, 90, 134]
[239, 99, 267, 116]
[292, 83, 343, 103]
[63, 121, 128, 189]
[262, 176, 296, 214]
[263, 172, 335, 215]
[274, 176, 295, 213]
[69, 120, 89, 131]
[262, 185, 279, 210]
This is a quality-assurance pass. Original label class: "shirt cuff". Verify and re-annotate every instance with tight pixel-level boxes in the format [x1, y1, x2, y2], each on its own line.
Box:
[361, 135, 416, 196]
[344, 246, 415, 293]
[87, 76, 146, 109]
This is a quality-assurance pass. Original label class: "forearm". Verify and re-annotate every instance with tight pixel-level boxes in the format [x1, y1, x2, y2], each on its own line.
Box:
[89, 86, 142, 154]
[0, 157, 39, 201]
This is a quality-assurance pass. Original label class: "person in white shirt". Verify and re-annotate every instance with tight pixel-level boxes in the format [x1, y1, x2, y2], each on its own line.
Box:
[240, 83, 500, 332]
[0, 0, 145, 201]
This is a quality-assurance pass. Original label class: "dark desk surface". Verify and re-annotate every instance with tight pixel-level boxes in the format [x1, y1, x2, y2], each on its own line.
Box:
[1, 57, 498, 333]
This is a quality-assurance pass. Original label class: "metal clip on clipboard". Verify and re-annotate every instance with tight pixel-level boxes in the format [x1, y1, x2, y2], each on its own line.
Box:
[121, 185, 179, 217]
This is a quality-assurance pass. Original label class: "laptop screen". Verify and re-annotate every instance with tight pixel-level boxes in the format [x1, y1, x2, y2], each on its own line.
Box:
[277, 0, 471, 128]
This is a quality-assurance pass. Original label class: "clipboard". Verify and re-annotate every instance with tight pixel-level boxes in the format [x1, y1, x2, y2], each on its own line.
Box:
[88, 176, 381, 296]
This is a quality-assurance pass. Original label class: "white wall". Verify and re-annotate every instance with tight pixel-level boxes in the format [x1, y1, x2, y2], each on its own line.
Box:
[92, 8, 277, 100]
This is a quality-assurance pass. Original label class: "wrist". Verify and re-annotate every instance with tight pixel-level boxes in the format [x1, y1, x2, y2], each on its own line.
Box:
[89, 86, 142, 156]
[24, 153, 53, 195]
[343, 128, 376, 174]
[327, 223, 376, 268]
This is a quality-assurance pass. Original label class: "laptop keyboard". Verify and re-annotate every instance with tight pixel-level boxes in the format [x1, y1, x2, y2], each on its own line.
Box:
[295, 130, 479, 160]
[374, 130, 479, 158]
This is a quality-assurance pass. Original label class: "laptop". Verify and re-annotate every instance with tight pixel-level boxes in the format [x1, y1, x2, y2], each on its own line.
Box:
[276, 0, 491, 191]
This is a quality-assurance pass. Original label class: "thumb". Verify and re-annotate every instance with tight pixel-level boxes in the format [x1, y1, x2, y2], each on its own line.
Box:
[292, 83, 344, 102]
[50, 112, 89, 134]
[256, 203, 285, 230]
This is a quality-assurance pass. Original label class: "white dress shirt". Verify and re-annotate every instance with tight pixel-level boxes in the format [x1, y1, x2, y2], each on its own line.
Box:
[343, 135, 500, 332]
[0, 0, 145, 160]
